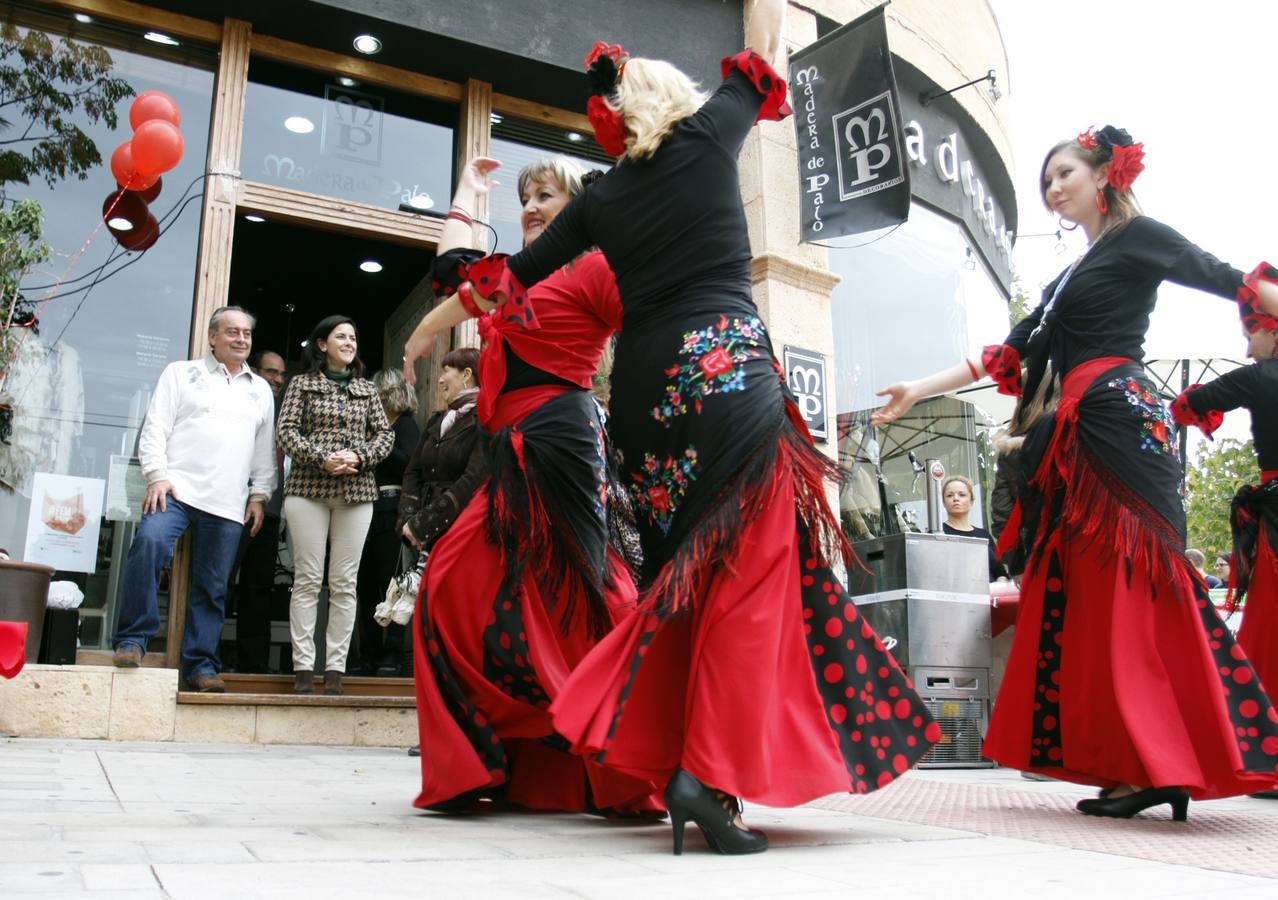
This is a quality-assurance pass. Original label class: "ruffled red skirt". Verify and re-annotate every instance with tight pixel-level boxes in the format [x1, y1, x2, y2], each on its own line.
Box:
[1237, 522, 1278, 704]
[984, 359, 1278, 796]
[551, 462, 940, 807]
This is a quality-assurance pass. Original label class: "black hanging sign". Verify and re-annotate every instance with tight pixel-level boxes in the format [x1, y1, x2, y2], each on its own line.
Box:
[783, 345, 828, 443]
[789, 5, 910, 241]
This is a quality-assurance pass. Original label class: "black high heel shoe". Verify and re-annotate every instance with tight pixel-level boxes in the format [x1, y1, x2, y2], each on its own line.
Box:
[663, 769, 768, 856]
[1076, 786, 1190, 821]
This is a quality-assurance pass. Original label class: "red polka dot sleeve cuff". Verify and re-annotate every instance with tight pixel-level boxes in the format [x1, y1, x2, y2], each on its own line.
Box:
[1171, 385, 1224, 439]
[720, 49, 793, 123]
[467, 254, 539, 330]
[1238, 261, 1278, 334]
[981, 344, 1023, 397]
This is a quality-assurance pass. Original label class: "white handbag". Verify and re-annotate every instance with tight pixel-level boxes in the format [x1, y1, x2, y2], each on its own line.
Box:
[374, 552, 426, 627]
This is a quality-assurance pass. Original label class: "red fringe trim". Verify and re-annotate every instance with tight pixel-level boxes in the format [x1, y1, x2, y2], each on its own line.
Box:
[636, 398, 853, 617]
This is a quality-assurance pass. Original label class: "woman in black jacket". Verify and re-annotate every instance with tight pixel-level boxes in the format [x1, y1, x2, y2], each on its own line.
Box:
[398, 347, 487, 561]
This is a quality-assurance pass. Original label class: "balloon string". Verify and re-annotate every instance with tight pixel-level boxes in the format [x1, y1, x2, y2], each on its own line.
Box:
[0, 190, 126, 389]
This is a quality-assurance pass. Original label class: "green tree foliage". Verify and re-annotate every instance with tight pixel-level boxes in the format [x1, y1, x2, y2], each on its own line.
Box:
[0, 22, 134, 199]
[1185, 436, 1256, 558]
[0, 198, 49, 381]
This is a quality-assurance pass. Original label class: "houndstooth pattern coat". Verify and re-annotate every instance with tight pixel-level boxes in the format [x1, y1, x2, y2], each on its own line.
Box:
[277, 372, 393, 503]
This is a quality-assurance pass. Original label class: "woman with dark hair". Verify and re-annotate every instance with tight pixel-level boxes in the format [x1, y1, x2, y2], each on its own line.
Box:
[278, 316, 392, 695]
[418, 0, 939, 855]
[401, 154, 657, 815]
[1172, 301, 1278, 801]
[876, 125, 1278, 819]
[353, 367, 421, 677]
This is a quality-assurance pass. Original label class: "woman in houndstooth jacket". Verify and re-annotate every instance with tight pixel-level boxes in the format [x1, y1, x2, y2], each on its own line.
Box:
[278, 315, 393, 695]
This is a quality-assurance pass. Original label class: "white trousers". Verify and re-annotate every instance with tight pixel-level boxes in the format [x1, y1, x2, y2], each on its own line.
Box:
[283, 495, 373, 672]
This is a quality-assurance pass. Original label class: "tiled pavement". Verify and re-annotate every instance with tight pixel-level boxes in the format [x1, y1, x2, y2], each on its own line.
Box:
[1, 738, 1276, 898]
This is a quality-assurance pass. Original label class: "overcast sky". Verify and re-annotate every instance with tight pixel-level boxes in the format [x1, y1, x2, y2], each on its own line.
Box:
[989, 0, 1275, 449]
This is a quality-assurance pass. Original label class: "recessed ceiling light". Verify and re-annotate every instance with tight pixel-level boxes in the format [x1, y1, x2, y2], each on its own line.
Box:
[284, 116, 315, 134]
[566, 132, 583, 143]
[143, 31, 180, 46]
[337, 76, 358, 88]
[107, 216, 134, 231]
[405, 194, 433, 210]
[359, 260, 383, 273]
[353, 34, 382, 55]
[243, 214, 265, 223]
[74, 14, 92, 24]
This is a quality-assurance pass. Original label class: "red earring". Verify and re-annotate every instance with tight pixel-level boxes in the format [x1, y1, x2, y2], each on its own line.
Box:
[1095, 188, 1109, 215]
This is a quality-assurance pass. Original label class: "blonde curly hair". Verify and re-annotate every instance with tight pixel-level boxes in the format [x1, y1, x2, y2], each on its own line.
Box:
[610, 57, 708, 160]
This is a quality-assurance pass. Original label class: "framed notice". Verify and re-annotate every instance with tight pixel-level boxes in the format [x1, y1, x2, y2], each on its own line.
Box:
[24, 473, 105, 574]
[106, 455, 147, 522]
[783, 346, 828, 443]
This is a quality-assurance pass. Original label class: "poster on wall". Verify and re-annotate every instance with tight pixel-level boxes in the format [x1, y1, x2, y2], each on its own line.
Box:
[106, 455, 147, 523]
[783, 346, 828, 442]
[24, 473, 105, 574]
[789, 5, 910, 241]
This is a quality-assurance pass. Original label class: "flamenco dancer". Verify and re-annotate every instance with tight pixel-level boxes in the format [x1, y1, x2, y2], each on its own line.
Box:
[1172, 288, 1278, 799]
[875, 124, 1278, 820]
[401, 155, 657, 815]
[439, 0, 939, 856]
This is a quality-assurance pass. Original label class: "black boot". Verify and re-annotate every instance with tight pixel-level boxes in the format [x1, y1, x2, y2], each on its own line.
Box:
[663, 769, 767, 855]
[323, 670, 344, 695]
[293, 671, 315, 695]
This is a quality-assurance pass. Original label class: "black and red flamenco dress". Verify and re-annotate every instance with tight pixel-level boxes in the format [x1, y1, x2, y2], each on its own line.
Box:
[984, 344, 1278, 797]
[456, 50, 942, 807]
[1174, 356, 1278, 718]
[411, 249, 658, 813]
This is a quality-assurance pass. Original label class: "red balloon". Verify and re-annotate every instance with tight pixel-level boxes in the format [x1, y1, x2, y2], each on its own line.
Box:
[131, 120, 184, 176]
[109, 142, 160, 191]
[116, 176, 163, 204]
[129, 91, 181, 130]
[117, 213, 160, 252]
[102, 190, 149, 233]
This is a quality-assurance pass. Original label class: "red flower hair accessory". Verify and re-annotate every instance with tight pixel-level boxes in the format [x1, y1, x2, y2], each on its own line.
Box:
[1076, 124, 1145, 192]
[1075, 127, 1098, 150]
[584, 40, 630, 157]
[1106, 143, 1145, 192]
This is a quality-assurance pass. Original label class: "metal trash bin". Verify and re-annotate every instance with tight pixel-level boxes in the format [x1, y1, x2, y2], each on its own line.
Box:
[850, 532, 994, 767]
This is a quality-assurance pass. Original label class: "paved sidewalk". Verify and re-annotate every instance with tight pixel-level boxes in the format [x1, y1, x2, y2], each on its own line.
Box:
[1, 738, 1276, 899]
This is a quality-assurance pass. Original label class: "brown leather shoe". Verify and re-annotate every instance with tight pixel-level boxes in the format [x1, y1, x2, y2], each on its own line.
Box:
[323, 670, 343, 695]
[293, 670, 315, 694]
[112, 644, 143, 668]
[186, 673, 226, 693]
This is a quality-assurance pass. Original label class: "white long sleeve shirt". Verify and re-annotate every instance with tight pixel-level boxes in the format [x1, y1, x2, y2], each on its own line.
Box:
[137, 355, 277, 523]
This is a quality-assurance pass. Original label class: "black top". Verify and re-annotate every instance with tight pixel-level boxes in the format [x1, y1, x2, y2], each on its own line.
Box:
[942, 522, 1006, 581]
[372, 415, 420, 512]
[1007, 217, 1244, 382]
[1185, 359, 1278, 470]
[506, 69, 762, 327]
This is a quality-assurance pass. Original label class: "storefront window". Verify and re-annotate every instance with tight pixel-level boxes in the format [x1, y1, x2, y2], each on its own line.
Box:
[488, 116, 610, 254]
[830, 205, 1009, 540]
[242, 58, 455, 213]
[0, 10, 215, 651]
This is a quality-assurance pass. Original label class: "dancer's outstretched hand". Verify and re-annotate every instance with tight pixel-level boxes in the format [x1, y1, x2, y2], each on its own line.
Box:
[871, 382, 922, 426]
[459, 157, 501, 196]
[403, 330, 435, 385]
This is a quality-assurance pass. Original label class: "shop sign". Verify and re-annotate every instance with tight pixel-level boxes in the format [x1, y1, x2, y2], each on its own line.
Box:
[783, 346, 828, 442]
[24, 473, 105, 574]
[321, 84, 383, 166]
[789, 6, 910, 241]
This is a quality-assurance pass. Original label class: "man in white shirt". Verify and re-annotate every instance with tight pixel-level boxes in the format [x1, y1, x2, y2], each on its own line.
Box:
[112, 307, 276, 692]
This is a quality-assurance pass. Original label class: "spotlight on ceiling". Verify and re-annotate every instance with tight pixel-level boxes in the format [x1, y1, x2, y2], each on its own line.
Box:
[353, 34, 382, 55]
[337, 76, 358, 87]
[359, 259, 383, 273]
[74, 13, 92, 24]
[565, 132, 583, 143]
[243, 214, 265, 223]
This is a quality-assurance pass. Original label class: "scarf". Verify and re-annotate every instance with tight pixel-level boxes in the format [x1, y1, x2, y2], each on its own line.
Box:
[440, 387, 479, 437]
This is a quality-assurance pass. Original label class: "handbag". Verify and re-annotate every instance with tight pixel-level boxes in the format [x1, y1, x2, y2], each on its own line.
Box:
[374, 550, 426, 627]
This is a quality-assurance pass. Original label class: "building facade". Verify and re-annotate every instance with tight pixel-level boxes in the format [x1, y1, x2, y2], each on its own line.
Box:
[0, 0, 1013, 700]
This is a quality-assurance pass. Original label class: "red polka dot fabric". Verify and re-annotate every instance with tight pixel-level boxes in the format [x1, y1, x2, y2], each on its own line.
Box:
[468, 254, 540, 331]
[1170, 385, 1224, 438]
[720, 50, 793, 124]
[797, 519, 940, 793]
[1237, 262, 1278, 335]
[1029, 550, 1067, 765]
[981, 343, 1023, 397]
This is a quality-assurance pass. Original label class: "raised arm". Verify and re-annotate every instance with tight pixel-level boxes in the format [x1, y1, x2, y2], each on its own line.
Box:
[745, 0, 786, 63]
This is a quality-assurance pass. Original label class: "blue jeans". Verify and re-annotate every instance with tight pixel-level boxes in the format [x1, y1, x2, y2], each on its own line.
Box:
[113, 498, 244, 679]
